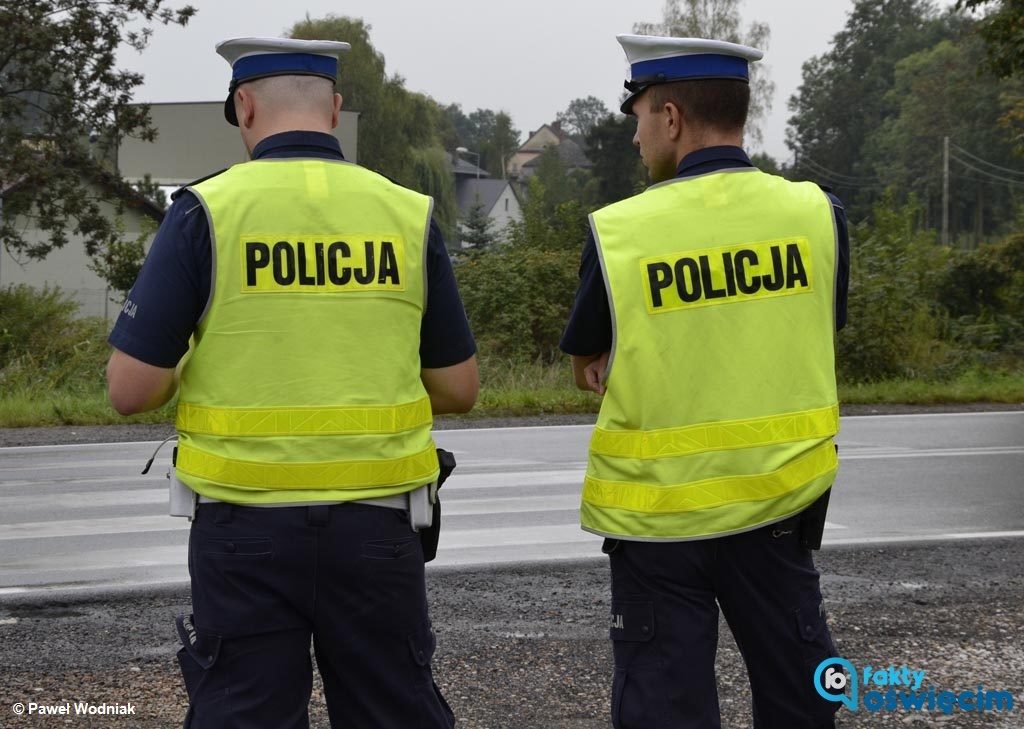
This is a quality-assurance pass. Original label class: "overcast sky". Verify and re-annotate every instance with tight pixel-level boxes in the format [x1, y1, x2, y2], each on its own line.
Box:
[124, 1, 865, 161]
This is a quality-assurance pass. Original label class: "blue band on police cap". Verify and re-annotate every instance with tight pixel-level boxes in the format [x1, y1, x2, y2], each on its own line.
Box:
[231, 52, 338, 83]
[631, 53, 749, 82]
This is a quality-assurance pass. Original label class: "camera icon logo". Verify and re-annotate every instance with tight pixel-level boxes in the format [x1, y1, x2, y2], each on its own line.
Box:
[814, 656, 859, 712]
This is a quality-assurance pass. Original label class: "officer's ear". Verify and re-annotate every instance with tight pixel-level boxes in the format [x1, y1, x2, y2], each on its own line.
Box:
[663, 101, 684, 142]
[236, 86, 257, 129]
[331, 92, 342, 129]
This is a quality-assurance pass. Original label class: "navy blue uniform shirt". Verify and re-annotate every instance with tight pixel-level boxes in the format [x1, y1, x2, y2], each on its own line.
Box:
[560, 146, 850, 356]
[109, 131, 476, 369]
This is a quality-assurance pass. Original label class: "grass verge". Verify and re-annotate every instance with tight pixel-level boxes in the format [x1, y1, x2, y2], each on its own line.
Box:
[0, 360, 1021, 429]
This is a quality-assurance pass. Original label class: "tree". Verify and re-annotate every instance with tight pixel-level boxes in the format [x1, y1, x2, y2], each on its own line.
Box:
[0, 0, 195, 260]
[455, 177, 588, 361]
[956, 0, 1024, 79]
[585, 114, 646, 205]
[635, 0, 774, 148]
[864, 35, 1020, 240]
[749, 152, 780, 175]
[957, 0, 1024, 154]
[442, 106, 521, 178]
[786, 0, 957, 216]
[478, 111, 520, 179]
[460, 200, 496, 252]
[290, 15, 457, 232]
[556, 96, 610, 137]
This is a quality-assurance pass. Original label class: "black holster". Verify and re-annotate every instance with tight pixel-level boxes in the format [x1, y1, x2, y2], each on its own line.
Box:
[420, 448, 456, 563]
[799, 487, 831, 550]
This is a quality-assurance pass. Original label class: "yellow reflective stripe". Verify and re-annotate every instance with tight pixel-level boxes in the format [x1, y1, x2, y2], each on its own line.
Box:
[176, 397, 433, 437]
[176, 443, 439, 491]
[583, 439, 837, 514]
[590, 404, 839, 460]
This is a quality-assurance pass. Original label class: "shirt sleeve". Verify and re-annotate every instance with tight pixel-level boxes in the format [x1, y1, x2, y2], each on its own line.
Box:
[827, 192, 850, 331]
[559, 230, 612, 356]
[420, 220, 477, 368]
[107, 191, 211, 367]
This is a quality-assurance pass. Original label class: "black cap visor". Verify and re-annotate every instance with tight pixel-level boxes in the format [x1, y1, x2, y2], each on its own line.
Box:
[222, 71, 337, 126]
[621, 74, 750, 115]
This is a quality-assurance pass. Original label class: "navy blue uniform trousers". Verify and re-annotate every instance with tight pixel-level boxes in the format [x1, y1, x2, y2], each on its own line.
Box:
[176, 501, 454, 729]
[606, 519, 840, 729]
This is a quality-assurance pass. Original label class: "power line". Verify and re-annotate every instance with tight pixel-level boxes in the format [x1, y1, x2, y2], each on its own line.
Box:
[798, 161, 885, 189]
[953, 172, 1024, 187]
[949, 143, 1024, 178]
[949, 154, 1024, 186]
[799, 156, 881, 184]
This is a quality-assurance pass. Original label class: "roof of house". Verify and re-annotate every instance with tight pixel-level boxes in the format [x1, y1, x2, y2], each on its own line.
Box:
[2, 165, 165, 223]
[518, 123, 569, 153]
[448, 152, 490, 178]
[521, 136, 593, 169]
[455, 178, 513, 217]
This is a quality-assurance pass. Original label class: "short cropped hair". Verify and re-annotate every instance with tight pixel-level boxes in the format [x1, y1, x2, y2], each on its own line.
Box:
[646, 79, 750, 134]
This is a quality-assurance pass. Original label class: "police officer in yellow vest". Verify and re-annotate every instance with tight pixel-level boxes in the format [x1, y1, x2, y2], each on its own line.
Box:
[561, 35, 850, 729]
[106, 37, 478, 729]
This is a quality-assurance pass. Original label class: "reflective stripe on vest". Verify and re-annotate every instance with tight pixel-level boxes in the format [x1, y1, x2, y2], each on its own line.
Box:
[176, 397, 433, 437]
[176, 442, 439, 490]
[586, 168, 839, 540]
[177, 159, 439, 504]
[590, 404, 838, 460]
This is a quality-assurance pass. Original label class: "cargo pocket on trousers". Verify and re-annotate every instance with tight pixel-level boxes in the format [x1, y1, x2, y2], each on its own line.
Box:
[408, 623, 455, 728]
[610, 601, 671, 729]
[795, 595, 836, 662]
[795, 596, 842, 722]
[175, 613, 228, 725]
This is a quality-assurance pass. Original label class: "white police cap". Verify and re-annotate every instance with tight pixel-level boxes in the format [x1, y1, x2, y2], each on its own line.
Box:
[216, 37, 351, 126]
[616, 34, 763, 114]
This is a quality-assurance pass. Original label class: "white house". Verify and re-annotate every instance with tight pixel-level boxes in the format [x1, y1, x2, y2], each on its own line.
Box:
[2, 103, 360, 319]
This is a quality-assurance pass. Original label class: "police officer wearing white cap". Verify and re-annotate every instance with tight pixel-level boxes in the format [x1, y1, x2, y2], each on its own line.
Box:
[107, 36, 477, 728]
[561, 35, 850, 728]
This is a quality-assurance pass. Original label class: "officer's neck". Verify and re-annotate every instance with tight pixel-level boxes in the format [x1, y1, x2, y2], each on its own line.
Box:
[676, 127, 745, 165]
[242, 117, 334, 155]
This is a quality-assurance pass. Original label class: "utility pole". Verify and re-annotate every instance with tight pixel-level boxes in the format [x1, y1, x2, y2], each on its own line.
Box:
[942, 136, 950, 246]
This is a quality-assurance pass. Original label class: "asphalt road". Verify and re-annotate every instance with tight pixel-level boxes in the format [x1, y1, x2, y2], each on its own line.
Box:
[1, 411, 1022, 597]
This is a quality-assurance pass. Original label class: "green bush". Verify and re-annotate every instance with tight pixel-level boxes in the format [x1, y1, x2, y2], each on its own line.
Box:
[456, 178, 589, 362]
[0, 284, 109, 394]
[937, 232, 1024, 361]
[838, 199, 949, 382]
[457, 244, 579, 362]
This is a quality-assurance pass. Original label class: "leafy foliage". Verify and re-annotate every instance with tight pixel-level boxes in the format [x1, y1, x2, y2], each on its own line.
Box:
[865, 35, 1020, 238]
[0, 285, 108, 394]
[87, 219, 154, 297]
[456, 178, 588, 361]
[585, 114, 647, 206]
[957, 0, 1024, 154]
[956, 0, 1024, 79]
[837, 198, 949, 382]
[556, 97, 611, 137]
[289, 14, 457, 222]
[787, 0, 955, 211]
[442, 105, 521, 178]
[459, 200, 497, 252]
[0, 0, 194, 259]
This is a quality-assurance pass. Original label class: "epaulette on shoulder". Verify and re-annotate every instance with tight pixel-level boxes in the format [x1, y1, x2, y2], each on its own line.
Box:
[170, 168, 229, 201]
[816, 182, 835, 195]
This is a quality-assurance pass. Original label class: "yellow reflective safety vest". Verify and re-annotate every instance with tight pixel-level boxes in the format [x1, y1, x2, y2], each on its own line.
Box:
[584, 168, 840, 540]
[175, 158, 439, 504]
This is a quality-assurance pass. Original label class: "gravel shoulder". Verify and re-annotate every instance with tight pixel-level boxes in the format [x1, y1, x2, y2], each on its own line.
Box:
[1, 540, 1022, 728]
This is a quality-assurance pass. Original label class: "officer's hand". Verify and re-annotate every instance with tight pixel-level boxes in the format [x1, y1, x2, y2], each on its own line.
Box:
[583, 352, 609, 395]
